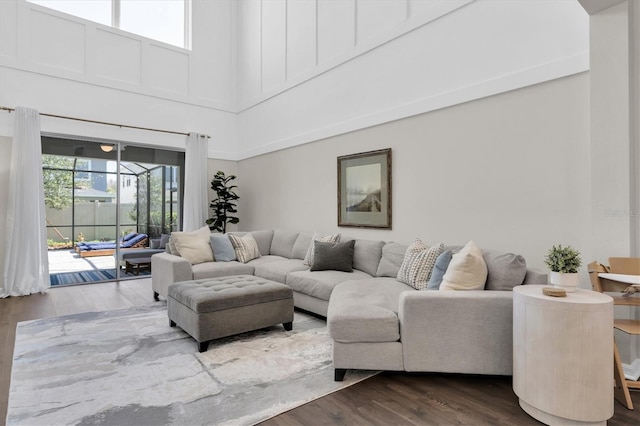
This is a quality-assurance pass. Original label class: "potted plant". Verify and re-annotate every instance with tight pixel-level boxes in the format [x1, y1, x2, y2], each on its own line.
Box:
[206, 171, 239, 233]
[544, 244, 582, 292]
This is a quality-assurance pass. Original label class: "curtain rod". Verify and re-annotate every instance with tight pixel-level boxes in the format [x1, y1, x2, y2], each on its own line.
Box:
[0, 106, 210, 139]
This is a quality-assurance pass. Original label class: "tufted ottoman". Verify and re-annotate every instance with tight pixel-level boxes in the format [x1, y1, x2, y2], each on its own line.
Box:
[167, 275, 294, 352]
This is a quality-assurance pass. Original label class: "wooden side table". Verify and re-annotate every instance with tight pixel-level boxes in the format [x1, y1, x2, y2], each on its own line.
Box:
[513, 285, 614, 425]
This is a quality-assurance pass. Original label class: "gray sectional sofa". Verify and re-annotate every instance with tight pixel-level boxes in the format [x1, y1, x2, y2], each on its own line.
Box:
[151, 229, 547, 380]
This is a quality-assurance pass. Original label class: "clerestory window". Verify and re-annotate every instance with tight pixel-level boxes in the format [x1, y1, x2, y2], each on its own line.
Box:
[27, 0, 191, 49]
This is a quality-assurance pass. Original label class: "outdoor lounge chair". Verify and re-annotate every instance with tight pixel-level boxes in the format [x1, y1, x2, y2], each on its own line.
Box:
[76, 233, 149, 257]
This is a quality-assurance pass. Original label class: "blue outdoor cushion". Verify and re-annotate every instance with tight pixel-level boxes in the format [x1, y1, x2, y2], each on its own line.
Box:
[123, 232, 138, 242]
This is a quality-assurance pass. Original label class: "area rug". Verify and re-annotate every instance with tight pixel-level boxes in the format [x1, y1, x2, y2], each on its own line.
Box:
[49, 268, 150, 286]
[7, 305, 375, 425]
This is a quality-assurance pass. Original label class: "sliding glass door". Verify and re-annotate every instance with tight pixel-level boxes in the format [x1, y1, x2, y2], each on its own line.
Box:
[42, 137, 184, 286]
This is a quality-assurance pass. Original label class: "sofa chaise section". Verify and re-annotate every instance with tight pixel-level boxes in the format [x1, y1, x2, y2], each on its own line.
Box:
[328, 267, 547, 380]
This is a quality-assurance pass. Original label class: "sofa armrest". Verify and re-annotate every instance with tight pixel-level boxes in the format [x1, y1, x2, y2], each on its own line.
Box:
[399, 290, 514, 375]
[151, 252, 193, 298]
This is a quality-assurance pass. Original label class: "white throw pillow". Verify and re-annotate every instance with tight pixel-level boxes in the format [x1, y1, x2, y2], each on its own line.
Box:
[397, 239, 444, 290]
[440, 240, 488, 291]
[228, 233, 261, 263]
[303, 233, 341, 266]
[170, 226, 214, 265]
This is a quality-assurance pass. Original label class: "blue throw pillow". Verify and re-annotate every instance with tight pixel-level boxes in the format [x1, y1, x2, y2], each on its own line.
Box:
[427, 250, 453, 289]
[210, 234, 237, 262]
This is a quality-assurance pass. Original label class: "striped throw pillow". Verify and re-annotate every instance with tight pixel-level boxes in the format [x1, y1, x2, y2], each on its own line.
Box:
[228, 233, 261, 263]
[397, 239, 444, 290]
[303, 233, 341, 266]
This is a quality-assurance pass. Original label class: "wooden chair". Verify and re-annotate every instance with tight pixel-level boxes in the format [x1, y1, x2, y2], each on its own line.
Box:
[589, 258, 640, 410]
[610, 257, 640, 275]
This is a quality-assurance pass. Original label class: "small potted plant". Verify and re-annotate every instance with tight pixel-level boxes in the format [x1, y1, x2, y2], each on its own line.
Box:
[544, 244, 582, 292]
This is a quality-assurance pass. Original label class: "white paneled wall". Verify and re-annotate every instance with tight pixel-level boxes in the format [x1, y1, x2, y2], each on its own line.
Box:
[1, 0, 590, 160]
[0, 0, 238, 157]
[1, 0, 235, 112]
[236, 0, 589, 159]
[317, 0, 355, 64]
[238, 0, 476, 107]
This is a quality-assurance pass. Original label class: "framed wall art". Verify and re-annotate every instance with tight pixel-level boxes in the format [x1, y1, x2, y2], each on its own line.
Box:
[337, 148, 391, 229]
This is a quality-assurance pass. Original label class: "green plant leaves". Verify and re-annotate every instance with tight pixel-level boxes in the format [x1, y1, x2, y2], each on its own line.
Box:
[207, 171, 240, 233]
[544, 244, 582, 273]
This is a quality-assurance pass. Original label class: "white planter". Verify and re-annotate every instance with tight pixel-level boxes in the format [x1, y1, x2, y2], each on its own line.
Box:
[549, 271, 579, 293]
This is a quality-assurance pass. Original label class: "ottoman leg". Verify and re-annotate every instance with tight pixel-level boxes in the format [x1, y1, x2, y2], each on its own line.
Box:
[283, 321, 293, 331]
[169, 319, 176, 327]
[335, 368, 347, 382]
[198, 341, 209, 353]
[153, 291, 159, 301]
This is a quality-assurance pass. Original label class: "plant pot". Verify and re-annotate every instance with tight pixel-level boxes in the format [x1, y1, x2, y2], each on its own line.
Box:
[549, 271, 579, 293]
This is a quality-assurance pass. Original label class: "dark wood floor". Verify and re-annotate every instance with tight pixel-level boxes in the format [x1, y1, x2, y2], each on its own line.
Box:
[1, 280, 638, 426]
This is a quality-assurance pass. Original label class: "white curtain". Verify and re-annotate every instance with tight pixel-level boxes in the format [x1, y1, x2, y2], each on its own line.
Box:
[182, 132, 209, 232]
[1, 107, 50, 298]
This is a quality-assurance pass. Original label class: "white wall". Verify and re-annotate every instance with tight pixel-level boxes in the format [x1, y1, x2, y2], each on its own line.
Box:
[589, 1, 633, 260]
[236, 0, 589, 159]
[238, 73, 591, 278]
[0, 0, 238, 158]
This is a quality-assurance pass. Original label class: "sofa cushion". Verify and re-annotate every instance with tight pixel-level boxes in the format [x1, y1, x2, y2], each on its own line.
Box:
[253, 258, 309, 283]
[482, 249, 527, 290]
[270, 230, 300, 258]
[286, 269, 373, 301]
[170, 226, 214, 265]
[249, 230, 274, 256]
[209, 234, 237, 262]
[397, 240, 444, 290]
[304, 233, 341, 266]
[229, 234, 261, 263]
[440, 240, 487, 291]
[376, 242, 408, 277]
[328, 278, 411, 343]
[311, 240, 355, 272]
[291, 231, 314, 259]
[191, 261, 254, 280]
[427, 250, 453, 290]
[352, 239, 386, 276]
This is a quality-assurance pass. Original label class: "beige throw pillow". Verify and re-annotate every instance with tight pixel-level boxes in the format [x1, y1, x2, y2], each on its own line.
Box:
[440, 240, 488, 291]
[303, 233, 341, 266]
[170, 226, 214, 265]
[228, 233, 261, 263]
[397, 239, 444, 290]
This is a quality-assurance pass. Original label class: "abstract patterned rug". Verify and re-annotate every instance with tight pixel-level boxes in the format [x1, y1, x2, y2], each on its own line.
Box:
[7, 305, 375, 425]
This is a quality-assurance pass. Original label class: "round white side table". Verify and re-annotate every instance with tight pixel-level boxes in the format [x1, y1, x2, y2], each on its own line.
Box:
[513, 285, 614, 426]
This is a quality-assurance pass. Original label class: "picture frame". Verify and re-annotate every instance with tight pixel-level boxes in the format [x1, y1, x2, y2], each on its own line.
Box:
[337, 148, 392, 229]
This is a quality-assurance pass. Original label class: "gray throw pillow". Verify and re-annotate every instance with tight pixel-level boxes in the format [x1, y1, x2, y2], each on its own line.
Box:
[150, 239, 161, 249]
[310, 240, 355, 272]
[482, 249, 527, 290]
[210, 234, 237, 262]
[427, 250, 453, 289]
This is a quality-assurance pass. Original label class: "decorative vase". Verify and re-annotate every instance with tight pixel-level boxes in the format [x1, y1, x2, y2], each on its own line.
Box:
[549, 271, 579, 293]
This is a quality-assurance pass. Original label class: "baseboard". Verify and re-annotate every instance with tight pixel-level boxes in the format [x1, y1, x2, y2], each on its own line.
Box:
[623, 358, 640, 381]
